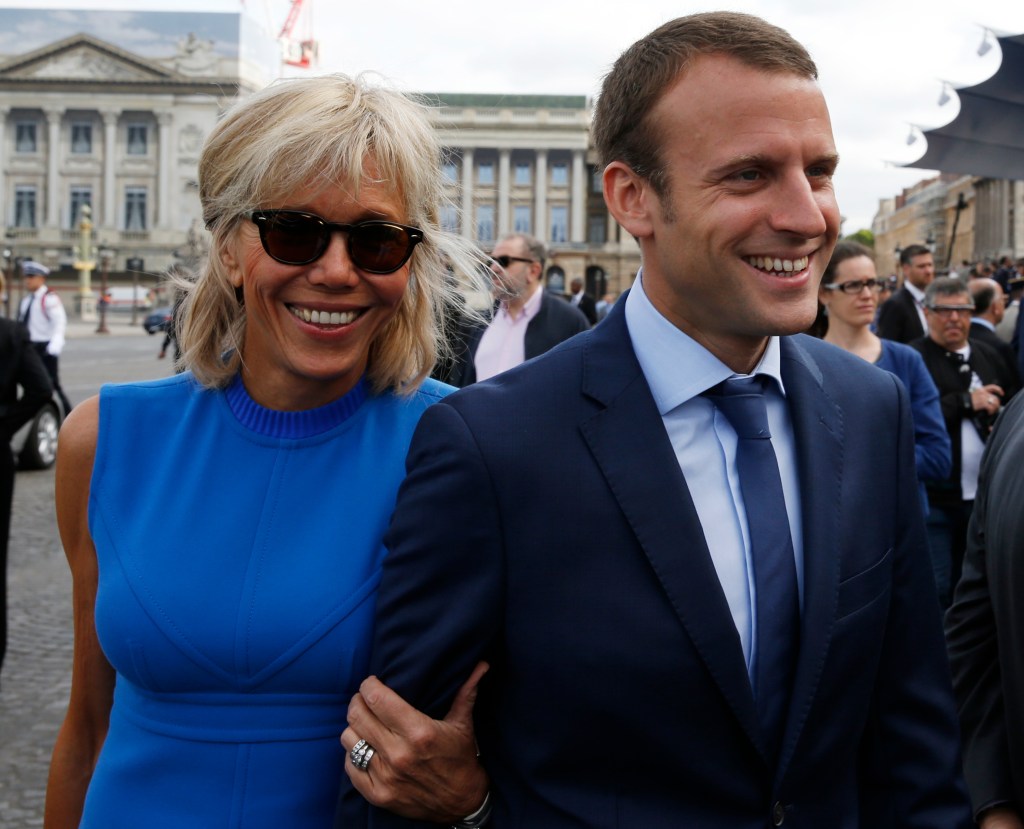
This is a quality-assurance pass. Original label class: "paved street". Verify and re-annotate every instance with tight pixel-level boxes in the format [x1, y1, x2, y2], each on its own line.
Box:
[1, 315, 174, 828]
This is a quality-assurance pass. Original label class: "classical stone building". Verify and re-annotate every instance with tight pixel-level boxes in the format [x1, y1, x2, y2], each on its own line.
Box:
[427, 93, 638, 298]
[873, 173, 1024, 276]
[0, 9, 639, 318]
[0, 8, 278, 313]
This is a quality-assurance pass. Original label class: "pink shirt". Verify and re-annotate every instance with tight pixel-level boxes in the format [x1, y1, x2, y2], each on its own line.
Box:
[474, 285, 544, 382]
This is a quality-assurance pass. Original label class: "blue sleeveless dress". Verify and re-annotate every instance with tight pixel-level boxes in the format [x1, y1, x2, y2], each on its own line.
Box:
[81, 372, 452, 828]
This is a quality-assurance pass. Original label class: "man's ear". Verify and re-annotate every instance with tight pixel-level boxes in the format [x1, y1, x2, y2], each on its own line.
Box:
[602, 161, 656, 240]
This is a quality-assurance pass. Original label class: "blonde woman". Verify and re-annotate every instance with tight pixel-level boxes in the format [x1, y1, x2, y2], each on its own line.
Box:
[45, 74, 487, 828]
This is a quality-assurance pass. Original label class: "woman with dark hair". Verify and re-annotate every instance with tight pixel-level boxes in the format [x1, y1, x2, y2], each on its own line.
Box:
[818, 240, 951, 514]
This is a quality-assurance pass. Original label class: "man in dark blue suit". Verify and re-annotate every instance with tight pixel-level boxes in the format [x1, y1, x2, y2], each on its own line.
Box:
[339, 12, 971, 829]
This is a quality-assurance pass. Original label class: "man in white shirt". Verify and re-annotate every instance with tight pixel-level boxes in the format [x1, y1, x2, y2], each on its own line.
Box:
[876, 244, 935, 343]
[454, 233, 588, 386]
[18, 260, 71, 412]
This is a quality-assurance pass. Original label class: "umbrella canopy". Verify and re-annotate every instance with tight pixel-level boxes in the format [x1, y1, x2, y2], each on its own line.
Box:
[905, 32, 1024, 180]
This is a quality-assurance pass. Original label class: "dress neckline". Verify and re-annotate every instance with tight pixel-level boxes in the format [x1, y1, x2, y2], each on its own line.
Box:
[224, 374, 369, 438]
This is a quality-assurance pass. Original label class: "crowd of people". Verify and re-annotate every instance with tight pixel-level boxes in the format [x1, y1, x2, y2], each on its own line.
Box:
[0, 9, 1019, 829]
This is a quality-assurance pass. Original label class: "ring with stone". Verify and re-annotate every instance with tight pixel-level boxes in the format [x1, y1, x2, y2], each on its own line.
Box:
[350, 739, 375, 771]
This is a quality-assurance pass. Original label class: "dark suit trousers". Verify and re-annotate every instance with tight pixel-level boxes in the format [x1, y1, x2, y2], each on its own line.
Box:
[0, 443, 14, 678]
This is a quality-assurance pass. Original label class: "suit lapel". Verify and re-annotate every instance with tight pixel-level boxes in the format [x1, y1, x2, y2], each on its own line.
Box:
[578, 304, 763, 753]
[775, 337, 845, 776]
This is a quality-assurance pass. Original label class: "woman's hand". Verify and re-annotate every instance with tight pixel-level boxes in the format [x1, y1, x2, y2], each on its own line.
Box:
[342, 662, 490, 822]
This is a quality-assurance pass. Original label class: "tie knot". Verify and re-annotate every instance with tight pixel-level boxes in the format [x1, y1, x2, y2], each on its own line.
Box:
[706, 376, 772, 440]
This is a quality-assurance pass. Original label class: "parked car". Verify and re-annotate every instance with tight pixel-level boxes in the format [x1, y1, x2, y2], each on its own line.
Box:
[11, 393, 64, 470]
[143, 306, 173, 334]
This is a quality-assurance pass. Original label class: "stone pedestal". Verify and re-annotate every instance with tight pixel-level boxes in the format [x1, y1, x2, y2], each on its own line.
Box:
[77, 291, 97, 322]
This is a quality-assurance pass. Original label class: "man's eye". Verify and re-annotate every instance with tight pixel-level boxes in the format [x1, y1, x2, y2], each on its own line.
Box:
[735, 170, 760, 181]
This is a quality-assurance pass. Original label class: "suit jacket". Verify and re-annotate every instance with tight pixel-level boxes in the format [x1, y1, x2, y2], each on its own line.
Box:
[910, 336, 1016, 506]
[571, 291, 598, 326]
[946, 391, 1024, 819]
[969, 321, 1021, 396]
[451, 290, 590, 387]
[0, 318, 52, 440]
[345, 299, 971, 829]
[877, 287, 926, 344]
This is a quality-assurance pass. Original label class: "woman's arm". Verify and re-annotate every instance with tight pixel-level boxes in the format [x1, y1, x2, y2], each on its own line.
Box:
[43, 397, 116, 829]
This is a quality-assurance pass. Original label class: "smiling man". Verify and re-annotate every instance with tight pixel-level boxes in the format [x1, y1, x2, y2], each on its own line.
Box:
[345, 12, 972, 829]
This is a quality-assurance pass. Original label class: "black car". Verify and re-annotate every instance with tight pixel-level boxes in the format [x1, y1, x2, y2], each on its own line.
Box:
[11, 393, 64, 469]
[143, 306, 173, 334]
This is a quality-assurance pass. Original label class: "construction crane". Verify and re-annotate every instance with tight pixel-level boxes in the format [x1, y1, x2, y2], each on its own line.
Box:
[278, 0, 318, 69]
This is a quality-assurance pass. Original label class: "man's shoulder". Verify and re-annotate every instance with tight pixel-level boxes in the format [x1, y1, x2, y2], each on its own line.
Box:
[539, 291, 590, 328]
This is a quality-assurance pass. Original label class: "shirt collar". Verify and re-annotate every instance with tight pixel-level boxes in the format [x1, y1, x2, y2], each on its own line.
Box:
[499, 282, 543, 321]
[624, 270, 785, 416]
[971, 317, 995, 332]
[905, 282, 926, 303]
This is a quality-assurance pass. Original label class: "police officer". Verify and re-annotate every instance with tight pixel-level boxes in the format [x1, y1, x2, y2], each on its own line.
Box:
[18, 261, 71, 413]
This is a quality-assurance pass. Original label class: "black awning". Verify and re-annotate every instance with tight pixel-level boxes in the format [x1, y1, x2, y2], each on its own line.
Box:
[905, 32, 1024, 179]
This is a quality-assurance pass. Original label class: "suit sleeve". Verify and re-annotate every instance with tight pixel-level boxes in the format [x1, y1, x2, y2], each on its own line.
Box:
[357, 401, 504, 829]
[945, 403, 1018, 818]
[858, 374, 973, 828]
[1, 322, 53, 439]
[876, 297, 907, 343]
[904, 349, 952, 483]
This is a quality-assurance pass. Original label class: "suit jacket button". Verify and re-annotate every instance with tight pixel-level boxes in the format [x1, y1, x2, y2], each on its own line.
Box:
[771, 801, 786, 826]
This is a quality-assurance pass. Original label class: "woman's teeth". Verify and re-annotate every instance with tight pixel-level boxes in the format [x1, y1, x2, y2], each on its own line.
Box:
[288, 306, 358, 325]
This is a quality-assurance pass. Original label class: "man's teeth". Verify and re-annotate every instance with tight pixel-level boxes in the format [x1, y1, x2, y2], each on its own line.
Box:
[744, 256, 809, 273]
[288, 306, 358, 325]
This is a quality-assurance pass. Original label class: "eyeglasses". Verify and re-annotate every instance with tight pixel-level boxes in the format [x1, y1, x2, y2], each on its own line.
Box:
[927, 304, 975, 317]
[248, 210, 423, 273]
[823, 278, 888, 295]
[491, 255, 536, 269]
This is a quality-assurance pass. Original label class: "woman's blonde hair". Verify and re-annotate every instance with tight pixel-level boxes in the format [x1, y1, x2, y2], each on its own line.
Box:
[178, 73, 486, 395]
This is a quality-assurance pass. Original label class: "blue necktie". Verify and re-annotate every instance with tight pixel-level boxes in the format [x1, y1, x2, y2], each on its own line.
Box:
[706, 376, 799, 760]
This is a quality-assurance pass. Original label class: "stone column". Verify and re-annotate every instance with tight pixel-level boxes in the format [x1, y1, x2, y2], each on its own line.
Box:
[460, 147, 474, 239]
[101, 109, 119, 230]
[498, 148, 511, 236]
[534, 150, 548, 243]
[157, 111, 174, 230]
[0, 108, 8, 229]
[44, 108, 63, 228]
[571, 150, 585, 243]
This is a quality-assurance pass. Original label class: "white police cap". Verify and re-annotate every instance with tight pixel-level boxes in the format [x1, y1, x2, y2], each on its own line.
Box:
[22, 260, 50, 276]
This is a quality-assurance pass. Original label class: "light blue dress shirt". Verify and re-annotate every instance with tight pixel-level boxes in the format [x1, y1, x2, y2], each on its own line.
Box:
[624, 272, 804, 681]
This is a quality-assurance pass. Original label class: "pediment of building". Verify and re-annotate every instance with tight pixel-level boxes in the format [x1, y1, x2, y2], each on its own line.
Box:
[0, 34, 179, 83]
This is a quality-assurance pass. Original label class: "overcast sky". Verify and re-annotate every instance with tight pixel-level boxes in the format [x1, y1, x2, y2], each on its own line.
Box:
[12, 0, 1024, 235]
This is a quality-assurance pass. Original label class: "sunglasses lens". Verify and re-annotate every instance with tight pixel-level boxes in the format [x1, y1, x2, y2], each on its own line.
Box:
[349, 224, 416, 274]
[260, 213, 326, 265]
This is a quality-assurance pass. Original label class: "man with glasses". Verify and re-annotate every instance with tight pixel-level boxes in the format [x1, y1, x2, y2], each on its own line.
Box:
[911, 277, 1017, 609]
[877, 244, 936, 344]
[450, 233, 589, 386]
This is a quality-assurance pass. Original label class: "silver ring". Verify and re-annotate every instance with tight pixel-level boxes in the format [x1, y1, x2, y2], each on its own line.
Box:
[990, 396, 997, 405]
[350, 739, 375, 771]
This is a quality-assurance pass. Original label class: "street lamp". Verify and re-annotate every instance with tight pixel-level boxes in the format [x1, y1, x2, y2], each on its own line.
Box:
[96, 247, 113, 334]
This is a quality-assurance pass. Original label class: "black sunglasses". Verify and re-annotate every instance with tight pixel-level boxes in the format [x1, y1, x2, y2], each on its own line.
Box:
[823, 278, 888, 295]
[248, 210, 423, 273]
[491, 255, 536, 269]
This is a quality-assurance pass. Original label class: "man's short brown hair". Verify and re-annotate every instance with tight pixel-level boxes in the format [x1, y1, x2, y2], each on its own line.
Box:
[592, 12, 818, 198]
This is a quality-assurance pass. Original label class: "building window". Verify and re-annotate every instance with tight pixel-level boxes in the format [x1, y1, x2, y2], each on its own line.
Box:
[126, 123, 148, 155]
[440, 204, 459, 233]
[125, 186, 147, 230]
[70, 186, 92, 228]
[14, 186, 36, 228]
[514, 163, 531, 186]
[476, 204, 495, 242]
[588, 215, 606, 244]
[441, 160, 458, 184]
[591, 168, 603, 194]
[550, 205, 568, 243]
[15, 122, 37, 153]
[513, 205, 531, 234]
[551, 163, 568, 187]
[478, 162, 494, 186]
[71, 122, 93, 154]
